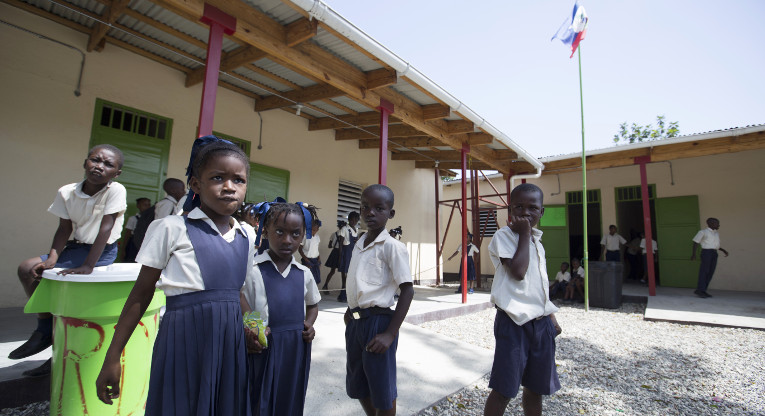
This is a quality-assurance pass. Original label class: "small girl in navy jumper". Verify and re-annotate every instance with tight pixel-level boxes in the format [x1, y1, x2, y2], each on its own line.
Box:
[242, 201, 321, 416]
[322, 220, 346, 291]
[96, 137, 254, 415]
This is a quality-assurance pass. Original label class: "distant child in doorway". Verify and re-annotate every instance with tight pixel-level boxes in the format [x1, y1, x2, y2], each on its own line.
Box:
[122, 197, 152, 262]
[448, 232, 480, 294]
[563, 258, 584, 302]
[96, 137, 254, 414]
[549, 262, 570, 300]
[344, 184, 413, 416]
[11, 144, 126, 378]
[337, 211, 360, 302]
[242, 201, 321, 416]
[323, 220, 346, 292]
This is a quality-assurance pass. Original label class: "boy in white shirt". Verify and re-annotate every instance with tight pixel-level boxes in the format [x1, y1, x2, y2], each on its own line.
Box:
[11, 145, 127, 377]
[485, 183, 560, 416]
[691, 217, 729, 298]
[154, 178, 186, 219]
[549, 262, 571, 299]
[600, 225, 627, 261]
[344, 184, 413, 415]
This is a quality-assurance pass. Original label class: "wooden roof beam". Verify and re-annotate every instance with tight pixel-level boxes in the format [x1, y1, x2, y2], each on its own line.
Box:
[359, 136, 444, 149]
[422, 104, 450, 121]
[308, 111, 397, 130]
[186, 46, 268, 87]
[286, 17, 318, 47]
[446, 119, 475, 134]
[255, 83, 345, 111]
[392, 149, 517, 162]
[87, 0, 131, 52]
[336, 124, 422, 140]
[366, 68, 397, 90]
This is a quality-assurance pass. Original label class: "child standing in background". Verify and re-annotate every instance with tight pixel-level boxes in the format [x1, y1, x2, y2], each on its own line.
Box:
[243, 201, 321, 416]
[322, 220, 345, 292]
[299, 220, 322, 284]
[337, 211, 360, 302]
[122, 197, 151, 262]
[96, 137, 254, 415]
[11, 144, 127, 377]
[448, 232, 480, 294]
[344, 184, 414, 415]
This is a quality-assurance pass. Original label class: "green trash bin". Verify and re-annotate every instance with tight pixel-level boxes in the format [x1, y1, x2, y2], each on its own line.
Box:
[25, 263, 165, 416]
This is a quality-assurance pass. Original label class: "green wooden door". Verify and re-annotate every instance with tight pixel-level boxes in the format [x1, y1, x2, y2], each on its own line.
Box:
[89, 100, 172, 246]
[246, 163, 290, 203]
[538, 205, 570, 281]
[656, 195, 700, 287]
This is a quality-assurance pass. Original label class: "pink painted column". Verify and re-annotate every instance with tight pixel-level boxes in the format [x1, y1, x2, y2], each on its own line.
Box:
[197, 4, 236, 137]
[635, 156, 656, 296]
[377, 98, 394, 185]
[460, 143, 469, 303]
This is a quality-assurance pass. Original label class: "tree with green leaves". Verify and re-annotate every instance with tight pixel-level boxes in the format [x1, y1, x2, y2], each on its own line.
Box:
[613, 115, 679, 143]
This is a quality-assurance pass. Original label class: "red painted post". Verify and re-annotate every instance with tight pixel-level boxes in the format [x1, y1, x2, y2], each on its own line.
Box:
[377, 98, 394, 185]
[197, 4, 236, 137]
[635, 156, 656, 296]
[434, 167, 441, 285]
[460, 143, 469, 303]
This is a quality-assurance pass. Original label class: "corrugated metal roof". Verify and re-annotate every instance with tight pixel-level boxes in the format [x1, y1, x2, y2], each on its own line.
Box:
[252, 58, 317, 90]
[311, 28, 381, 73]
[231, 66, 292, 93]
[390, 78, 438, 106]
[242, 0, 303, 26]
[326, 96, 367, 114]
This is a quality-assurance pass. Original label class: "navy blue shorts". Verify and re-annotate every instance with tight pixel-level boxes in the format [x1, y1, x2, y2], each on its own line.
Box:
[40, 241, 118, 268]
[345, 313, 398, 410]
[489, 309, 560, 398]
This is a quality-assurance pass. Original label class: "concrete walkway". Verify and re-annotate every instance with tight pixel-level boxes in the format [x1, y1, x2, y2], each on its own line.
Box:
[1, 283, 763, 412]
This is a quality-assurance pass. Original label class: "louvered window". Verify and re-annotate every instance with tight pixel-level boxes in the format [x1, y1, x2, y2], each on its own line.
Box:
[479, 209, 499, 237]
[337, 180, 363, 222]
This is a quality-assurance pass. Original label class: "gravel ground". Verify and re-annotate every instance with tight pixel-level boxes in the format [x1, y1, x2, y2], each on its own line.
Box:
[416, 302, 765, 416]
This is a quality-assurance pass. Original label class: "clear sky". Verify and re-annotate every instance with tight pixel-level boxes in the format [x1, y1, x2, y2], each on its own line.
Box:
[324, 0, 765, 158]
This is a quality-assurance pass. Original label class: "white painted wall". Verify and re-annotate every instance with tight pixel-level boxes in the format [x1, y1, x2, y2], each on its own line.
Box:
[0, 4, 437, 307]
[441, 149, 765, 292]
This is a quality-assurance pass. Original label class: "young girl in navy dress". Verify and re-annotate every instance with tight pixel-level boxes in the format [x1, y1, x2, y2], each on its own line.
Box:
[337, 211, 360, 302]
[322, 220, 345, 292]
[242, 201, 321, 416]
[96, 137, 255, 415]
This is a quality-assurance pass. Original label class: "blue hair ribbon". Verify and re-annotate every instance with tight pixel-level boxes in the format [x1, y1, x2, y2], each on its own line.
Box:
[253, 197, 286, 247]
[182, 135, 234, 212]
[296, 202, 313, 240]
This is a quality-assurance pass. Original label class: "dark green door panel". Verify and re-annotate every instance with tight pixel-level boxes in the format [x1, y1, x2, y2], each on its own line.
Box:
[539, 205, 569, 281]
[656, 196, 700, 288]
[247, 163, 290, 203]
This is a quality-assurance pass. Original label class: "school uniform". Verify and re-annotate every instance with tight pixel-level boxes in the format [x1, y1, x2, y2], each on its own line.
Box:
[123, 213, 140, 262]
[456, 243, 480, 281]
[345, 230, 412, 410]
[693, 228, 721, 292]
[337, 224, 359, 273]
[137, 208, 256, 415]
[300, 234, 322, 284]
[549, 270, 571, 299]
[154, 195, 179, 219]
[600, 233, 626, 261]
[639, 238, 658, 282]
[324, 231, 341, 268]
[242, 252, 321, 416]
[42, 181, 126, 267]
[488, 226, 560, 399]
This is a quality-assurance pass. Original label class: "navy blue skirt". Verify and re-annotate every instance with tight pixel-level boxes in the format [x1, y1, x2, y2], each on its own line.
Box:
[338, 244, 354, 273]
[458, 257, 477, 281]
[41, 241, 118, 268]
[324, 248, 340, 268]
[248, 327, 311, 416]
[147, 289, 249, 416]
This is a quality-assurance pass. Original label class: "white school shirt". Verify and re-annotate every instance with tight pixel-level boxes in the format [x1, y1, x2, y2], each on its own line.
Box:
[555, 271, 571, 283]
[639, 238, 658, 254]
[242, 251, 321, 327]
[574, 266, 584, 278]
[489, 226, 558, 326]
[339, 224, 359, 246]
[125, 214, 139, 231]
[48, 181, 127, 244]
[456, 243, 480, 256]
[301, 234, 321, 258]
[347, 230, 413, 309]
[600, 233, 627, 251]
[175, 195, 187, 215]
[136, 207, 257, 296]
[154, 195, 179, 219]
[693, 228, 720, 250]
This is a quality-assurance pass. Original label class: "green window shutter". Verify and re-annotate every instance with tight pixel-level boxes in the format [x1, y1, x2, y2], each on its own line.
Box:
[247, 163, 290, 203]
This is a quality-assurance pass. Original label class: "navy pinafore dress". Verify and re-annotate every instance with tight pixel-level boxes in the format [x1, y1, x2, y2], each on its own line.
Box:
[146, 217, 250, 416]
[337, 227, 358, 273]
[248, 262, 311, 416]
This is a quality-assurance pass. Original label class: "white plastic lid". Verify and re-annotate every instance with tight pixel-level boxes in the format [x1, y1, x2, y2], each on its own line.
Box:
[41, 263, 142, 282]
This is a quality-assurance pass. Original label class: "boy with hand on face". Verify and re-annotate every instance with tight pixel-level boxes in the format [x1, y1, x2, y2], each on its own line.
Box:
[484, 183, 560, 416]
[344, 184, 414, 416]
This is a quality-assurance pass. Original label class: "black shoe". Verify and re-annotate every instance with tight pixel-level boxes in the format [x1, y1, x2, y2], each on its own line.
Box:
[23, 358, 51, 377]
[9, 331, 52, 360]
[337, 290, 347, 303]
[703, 291, 712, 298]
[694, 289, 706, 298]
[454, 288, 462, 293]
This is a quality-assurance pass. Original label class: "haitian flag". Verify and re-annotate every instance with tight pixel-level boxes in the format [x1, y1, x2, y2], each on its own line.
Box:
[551, 1, 589, 58]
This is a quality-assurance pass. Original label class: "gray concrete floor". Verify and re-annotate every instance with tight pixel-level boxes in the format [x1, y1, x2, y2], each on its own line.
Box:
[1, 283, 763, 412]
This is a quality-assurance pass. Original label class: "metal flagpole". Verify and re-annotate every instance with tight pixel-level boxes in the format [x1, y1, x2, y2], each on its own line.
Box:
[578, 46, 589, 312]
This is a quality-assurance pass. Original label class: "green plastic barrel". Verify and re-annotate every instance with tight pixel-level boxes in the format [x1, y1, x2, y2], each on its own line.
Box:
[25, 264, 165, 416]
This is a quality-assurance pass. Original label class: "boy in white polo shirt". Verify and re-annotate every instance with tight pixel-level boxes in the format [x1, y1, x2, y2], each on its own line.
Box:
[344, 184, 414, 415]
[484, 183, 561, 416]
[691, 217, 729, 298]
